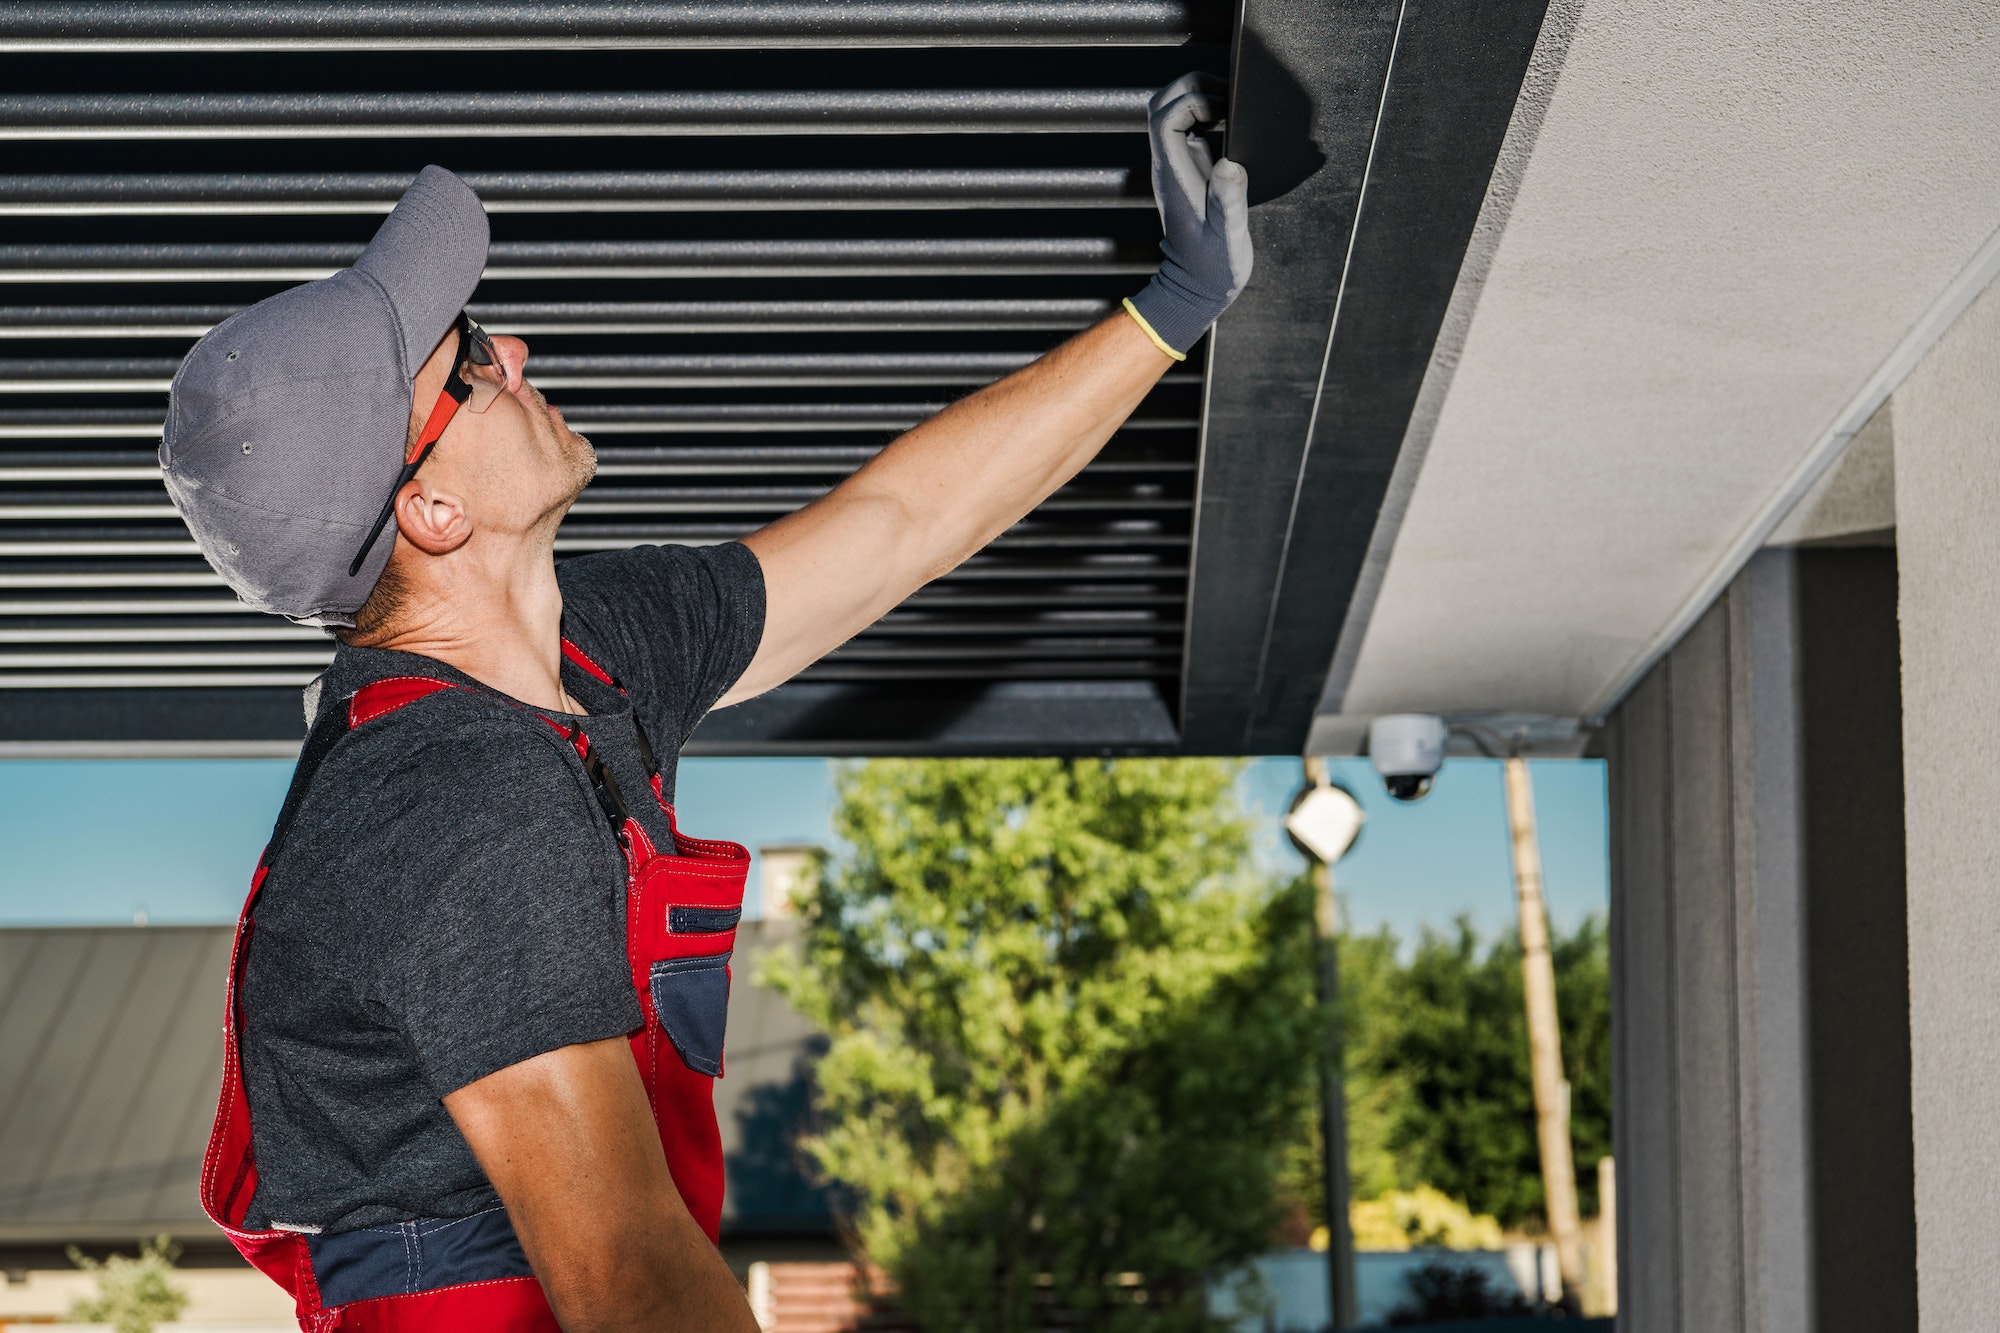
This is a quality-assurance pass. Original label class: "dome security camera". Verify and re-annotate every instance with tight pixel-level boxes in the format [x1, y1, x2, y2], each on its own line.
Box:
[1367, 714, 1448, 802]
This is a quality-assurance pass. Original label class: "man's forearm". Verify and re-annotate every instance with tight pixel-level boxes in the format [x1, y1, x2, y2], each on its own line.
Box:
[854, 310, 1171, 575]
[728, 312, 1172, 701]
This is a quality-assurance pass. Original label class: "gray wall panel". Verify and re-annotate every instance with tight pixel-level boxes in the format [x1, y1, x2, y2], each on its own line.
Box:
[1662, 605, 1746, 1332]
[1606, 652, 1679, 1333]
[0, 932, 101, 1211]
[1599, 548, 1914, 1333]
[85, 930, 220, 1222]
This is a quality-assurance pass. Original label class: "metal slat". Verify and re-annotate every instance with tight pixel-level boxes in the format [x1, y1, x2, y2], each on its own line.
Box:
[0, 591, 1183, 615]
[0, 664, 1175, 688]
[0, 355, 1199, 392]
[0, 404, 1197, 440]
[0, 487, 1185, 520]
[0, 617, 1179, 643]
[0, 529, 1188, 557]
[0, 560, 1185, 590]
[0, 301, 1121, 336]
[0, 90, 1150, 140]
[796, 661, 1173, 680]
[0, 646, 1173, 670]
[0, 437, 1196, 481]
[564, 488, 1186, 515]
[0, 571, 223, 589]
[0, 599, 256, 614]
[0, 238, 1157, 283]
[0, 3, 1203, 52]
[0, 649, 335, 668]
[0, 671, 317, 686]
[550, 529, 1186, 552]
[0, 170, 1148, 216]
[0, 352, 1049, 391]
[823, 640, 1177, 661]
[899, 587, 1182, 606]
[0, 299, 1120, 337]
[0, 626, 320, 643]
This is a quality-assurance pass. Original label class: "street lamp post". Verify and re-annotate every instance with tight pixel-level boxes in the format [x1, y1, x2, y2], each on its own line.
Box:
[1284, 759, 1366, 1331]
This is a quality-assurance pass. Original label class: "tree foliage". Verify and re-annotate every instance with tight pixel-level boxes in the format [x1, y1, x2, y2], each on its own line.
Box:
[765, 758, 1323, 1333]
[1312, 915, 1613, 1231]
[66, 1236, 189, 1333]
[1348, 1186, 1504, 1251]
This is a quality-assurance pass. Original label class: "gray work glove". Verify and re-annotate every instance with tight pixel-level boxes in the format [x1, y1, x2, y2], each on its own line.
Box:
[1123, 73, 1253, 359]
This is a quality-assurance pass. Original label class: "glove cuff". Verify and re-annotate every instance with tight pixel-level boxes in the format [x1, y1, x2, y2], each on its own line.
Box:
[1124, 265, 1229, 357]
[1121, 298, 1185, 362]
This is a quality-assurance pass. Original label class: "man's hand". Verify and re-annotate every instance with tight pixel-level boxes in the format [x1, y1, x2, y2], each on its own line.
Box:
[720, 74, 1251, 706]
[444, 1038, 759, 1333]
[1124, 72, 1254, 359]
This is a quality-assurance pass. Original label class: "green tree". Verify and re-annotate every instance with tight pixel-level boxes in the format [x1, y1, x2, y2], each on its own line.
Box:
[1328, 915, 1612, 1230]
[765, 759, 1323, 1333]
[66, 1236, 189, 1333]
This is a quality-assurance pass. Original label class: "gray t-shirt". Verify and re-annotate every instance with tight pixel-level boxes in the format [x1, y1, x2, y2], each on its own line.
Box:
[238, 542, 764, 1233]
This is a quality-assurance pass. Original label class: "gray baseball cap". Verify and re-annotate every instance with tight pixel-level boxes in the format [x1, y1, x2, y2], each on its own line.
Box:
[161, 165, 490, 627]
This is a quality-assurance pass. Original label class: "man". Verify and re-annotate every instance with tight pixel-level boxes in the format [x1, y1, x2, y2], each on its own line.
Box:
[170, 76, 1249, 1332]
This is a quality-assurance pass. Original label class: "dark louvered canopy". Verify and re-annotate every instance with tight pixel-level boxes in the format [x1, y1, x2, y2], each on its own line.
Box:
[0, 1, 1550, 755]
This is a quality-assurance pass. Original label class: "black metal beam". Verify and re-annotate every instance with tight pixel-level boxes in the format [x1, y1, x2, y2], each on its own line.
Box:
[0, 679, 1181, 756]
[1177, 0, 1548, 753]
[0, 685, 306, 741]
[688, 679, 1179, 754]
[1177, 0, 1400, 752]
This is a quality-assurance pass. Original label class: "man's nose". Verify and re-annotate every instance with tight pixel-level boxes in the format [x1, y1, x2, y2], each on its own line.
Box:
[491, 335, 530, 392]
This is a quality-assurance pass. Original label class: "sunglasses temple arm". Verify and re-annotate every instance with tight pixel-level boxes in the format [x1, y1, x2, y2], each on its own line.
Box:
[347, 458, 422, 577]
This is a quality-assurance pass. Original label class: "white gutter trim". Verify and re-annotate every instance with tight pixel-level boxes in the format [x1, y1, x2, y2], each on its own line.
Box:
[1582, 217, 2000, 726]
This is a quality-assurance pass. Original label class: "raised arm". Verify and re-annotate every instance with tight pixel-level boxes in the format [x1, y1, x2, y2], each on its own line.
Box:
[722, 74, 1252, 706]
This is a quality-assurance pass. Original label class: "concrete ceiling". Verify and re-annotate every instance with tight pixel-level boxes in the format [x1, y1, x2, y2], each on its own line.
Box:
[1310, 0, 2000, 751]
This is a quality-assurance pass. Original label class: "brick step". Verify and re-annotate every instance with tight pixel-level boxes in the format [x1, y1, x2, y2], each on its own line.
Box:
[755, 1261, 910, 1333]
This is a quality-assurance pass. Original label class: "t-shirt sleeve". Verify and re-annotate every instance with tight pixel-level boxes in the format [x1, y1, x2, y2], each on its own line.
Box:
[557, 542, 767, 744]
[364, 713, 643, 1098]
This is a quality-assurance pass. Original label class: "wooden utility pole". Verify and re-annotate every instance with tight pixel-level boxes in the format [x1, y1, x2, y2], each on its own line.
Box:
[1501, 756, 1584, 1298]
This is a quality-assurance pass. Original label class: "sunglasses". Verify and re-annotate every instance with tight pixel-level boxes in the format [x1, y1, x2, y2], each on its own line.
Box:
[349, 312, 507, 577]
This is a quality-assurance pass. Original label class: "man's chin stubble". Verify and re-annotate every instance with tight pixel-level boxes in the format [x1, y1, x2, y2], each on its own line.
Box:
[526, 384, 596, 498]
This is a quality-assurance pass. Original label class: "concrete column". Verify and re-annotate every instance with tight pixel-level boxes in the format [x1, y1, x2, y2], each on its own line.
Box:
[1892, 274, 2000, 1331]
[1598, 577, 1763, 1333]
[1597, 545, 1913, 1332]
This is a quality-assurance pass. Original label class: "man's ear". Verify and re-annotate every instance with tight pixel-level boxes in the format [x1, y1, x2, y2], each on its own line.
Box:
[392, 476, 473, 556]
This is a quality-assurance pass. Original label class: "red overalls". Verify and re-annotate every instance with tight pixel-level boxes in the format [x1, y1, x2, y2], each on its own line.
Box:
[201, 639, 750, 1331]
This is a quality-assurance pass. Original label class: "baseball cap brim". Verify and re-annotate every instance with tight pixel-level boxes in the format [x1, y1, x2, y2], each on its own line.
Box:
[356, 164, 491, 384]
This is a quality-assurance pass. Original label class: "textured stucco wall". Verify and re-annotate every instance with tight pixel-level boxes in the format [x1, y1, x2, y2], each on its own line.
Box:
[1893, 273, 2000, 1331]
[1335, 0, 2000, 722]
[1766, 401, 1894, 546]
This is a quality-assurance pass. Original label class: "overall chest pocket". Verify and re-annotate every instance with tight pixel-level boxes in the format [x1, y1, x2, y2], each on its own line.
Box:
[650, 951, 731, 1077]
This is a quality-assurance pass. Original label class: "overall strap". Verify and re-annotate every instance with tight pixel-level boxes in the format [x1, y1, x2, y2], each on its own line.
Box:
[560, 636, 660, 778]
[260, 677, 459, 871]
